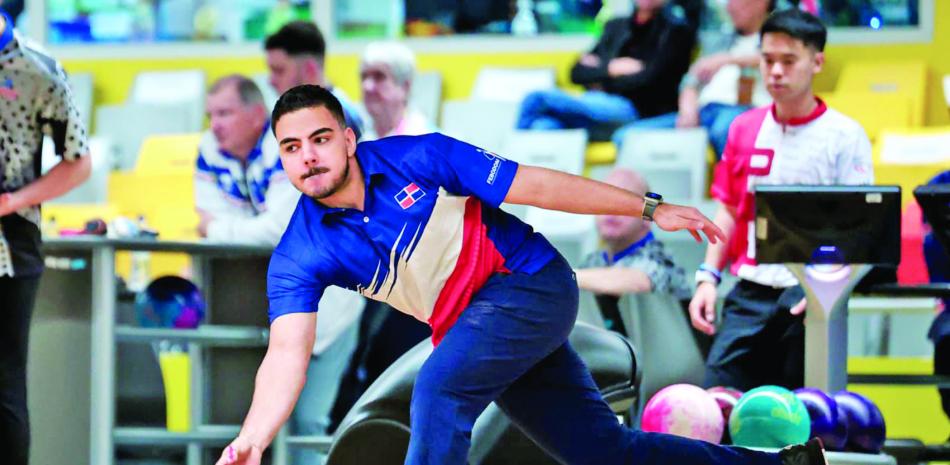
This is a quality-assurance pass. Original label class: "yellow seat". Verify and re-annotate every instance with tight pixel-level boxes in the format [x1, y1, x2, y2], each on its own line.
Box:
[109, 171, 197, 280]
[584, 141, 617, 165]
[823, 91, 915, 143]
[835, 61, 927, 127]
[134, 133, 202, 175]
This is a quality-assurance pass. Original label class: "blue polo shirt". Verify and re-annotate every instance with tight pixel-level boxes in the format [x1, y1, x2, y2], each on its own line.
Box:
[267, 133, 558, 343]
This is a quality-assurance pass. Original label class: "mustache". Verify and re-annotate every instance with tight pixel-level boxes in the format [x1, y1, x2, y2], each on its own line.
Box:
[301, 166, 330, 180]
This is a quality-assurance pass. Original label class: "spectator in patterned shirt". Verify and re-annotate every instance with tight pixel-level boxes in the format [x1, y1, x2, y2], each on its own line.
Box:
[575, 167, 690, 334]
[0, 8, 91, 464]
[194, 74, 299, 244]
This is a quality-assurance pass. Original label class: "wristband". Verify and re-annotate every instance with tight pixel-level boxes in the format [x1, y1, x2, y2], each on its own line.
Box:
[695, 263, 722, 286]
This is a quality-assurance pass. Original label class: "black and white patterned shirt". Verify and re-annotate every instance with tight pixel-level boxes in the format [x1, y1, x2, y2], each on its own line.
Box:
[580, 232, 691, 300]
[0, 15, 88, 277]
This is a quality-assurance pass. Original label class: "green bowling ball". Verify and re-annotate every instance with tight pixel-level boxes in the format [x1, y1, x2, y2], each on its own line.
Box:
[729, 385, 811, 448]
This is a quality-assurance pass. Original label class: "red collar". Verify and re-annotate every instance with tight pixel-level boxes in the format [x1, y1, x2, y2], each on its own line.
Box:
[771, 97, 827, 126]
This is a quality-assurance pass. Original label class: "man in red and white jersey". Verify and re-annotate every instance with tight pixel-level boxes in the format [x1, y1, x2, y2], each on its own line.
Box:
[688, 8, 873, 391]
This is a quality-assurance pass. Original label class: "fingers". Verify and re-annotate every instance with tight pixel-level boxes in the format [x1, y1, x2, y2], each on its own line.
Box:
[688, 295, 716, 335]
[790, 297, 807, 316]
[689, 229, 702, 242]
[702, 221, 727, 244]
[703, 299, 717, 332]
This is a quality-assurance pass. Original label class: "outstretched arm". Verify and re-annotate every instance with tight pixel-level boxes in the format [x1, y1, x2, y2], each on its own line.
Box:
[504, 165, 725, 243]
[0, 157, 91, 216]
[216, 312, 316, 465]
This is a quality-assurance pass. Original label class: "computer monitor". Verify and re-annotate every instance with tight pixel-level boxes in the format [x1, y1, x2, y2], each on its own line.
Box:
[915, 183, 950, 254]
[755, 185, 901, 266]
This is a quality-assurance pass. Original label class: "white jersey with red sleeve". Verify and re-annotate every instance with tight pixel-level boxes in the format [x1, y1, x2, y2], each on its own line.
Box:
[711, 98, 874, 287]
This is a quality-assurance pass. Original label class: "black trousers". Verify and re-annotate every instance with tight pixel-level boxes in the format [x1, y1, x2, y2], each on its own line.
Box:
[703, 279, 806, 391]
[0, 276, 40, 465]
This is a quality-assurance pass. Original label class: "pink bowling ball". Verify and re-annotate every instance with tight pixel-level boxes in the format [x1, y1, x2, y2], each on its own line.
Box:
[641, 384, 725, 443]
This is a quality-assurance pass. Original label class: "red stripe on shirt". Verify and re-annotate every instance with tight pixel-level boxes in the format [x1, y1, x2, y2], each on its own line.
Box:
[428, 197, 508, 345]
[711, 106, 770, 275]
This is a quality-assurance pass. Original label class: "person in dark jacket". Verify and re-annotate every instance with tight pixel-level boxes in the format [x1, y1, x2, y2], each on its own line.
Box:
[515, 0, 694, 131]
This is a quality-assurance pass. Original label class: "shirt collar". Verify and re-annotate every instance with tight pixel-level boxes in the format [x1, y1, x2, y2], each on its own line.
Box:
[770, 97, 827, 126]
[602, 231, 655, 264]
[0, 9, 14, 51]
[306, 147, 384, 223]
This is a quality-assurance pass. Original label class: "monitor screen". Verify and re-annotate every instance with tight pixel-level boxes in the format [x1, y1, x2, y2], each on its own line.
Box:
[755, 185, 901, 265]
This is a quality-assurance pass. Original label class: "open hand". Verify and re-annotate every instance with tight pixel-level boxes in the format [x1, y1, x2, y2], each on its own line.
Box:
[653, 203, 726, 244]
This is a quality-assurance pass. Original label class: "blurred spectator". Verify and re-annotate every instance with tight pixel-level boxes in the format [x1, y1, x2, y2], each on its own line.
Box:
[613, 0, 773, 157]
[688, 10, 873, 391]
[194, 75, 297, 244]
[0, 8, 91, 464]
[923, 169, 950, 424]
[359, 42, 436, 140]
[575, 168, 690, 335]
[265, 20, 364, 140]
[515, 0, 694, 132]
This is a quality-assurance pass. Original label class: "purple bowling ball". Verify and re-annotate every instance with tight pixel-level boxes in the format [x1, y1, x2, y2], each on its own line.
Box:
[833, 391, 886, 453]
[794, 387, 848, 451]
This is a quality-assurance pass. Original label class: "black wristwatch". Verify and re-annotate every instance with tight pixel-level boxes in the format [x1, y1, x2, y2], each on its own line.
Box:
[642, 192, 663, 222]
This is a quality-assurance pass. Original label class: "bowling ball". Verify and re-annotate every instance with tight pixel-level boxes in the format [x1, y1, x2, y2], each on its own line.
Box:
[642, 384, 724, 443]
[729, 385, 811, 448]
[833, 391, 886, 453]
[794, 387, 848, 451]
[707, 386, 743, 444]
[134, 276, 205, 329]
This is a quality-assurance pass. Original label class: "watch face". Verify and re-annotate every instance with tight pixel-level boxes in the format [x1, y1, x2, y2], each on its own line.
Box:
[646, 192, 662, 201]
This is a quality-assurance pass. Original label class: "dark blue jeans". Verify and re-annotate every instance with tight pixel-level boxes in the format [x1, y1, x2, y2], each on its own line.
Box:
[612, 103, 750, 158]
[516, 89, 639, 130]
[704, 279, 806, 391]
[406, 256, 781, 465]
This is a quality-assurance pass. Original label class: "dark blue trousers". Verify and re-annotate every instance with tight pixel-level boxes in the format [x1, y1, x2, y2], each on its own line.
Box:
[405, 256, 782, 465]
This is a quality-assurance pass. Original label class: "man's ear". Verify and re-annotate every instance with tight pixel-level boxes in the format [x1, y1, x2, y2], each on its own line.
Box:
[344, 126, 357, 157]
[813, 51, 825, 74]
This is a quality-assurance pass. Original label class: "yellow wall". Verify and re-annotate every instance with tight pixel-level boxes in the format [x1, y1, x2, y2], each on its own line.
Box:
[63, 3, 950, 126]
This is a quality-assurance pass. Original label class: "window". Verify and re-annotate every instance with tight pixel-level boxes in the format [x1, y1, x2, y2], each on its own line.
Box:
[46, 0, 312, 44]
[333, 0, 605, 39]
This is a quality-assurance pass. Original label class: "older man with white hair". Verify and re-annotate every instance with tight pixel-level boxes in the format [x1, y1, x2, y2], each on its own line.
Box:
[359, 41, 435, 140]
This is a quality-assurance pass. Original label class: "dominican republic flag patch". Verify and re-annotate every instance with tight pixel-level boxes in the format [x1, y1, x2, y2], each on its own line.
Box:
[0, 79, 18, 101]
[395, 183, 425, 209]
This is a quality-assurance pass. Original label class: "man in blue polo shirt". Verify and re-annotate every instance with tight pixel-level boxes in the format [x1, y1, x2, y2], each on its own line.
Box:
[215, 85, 827, 465]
